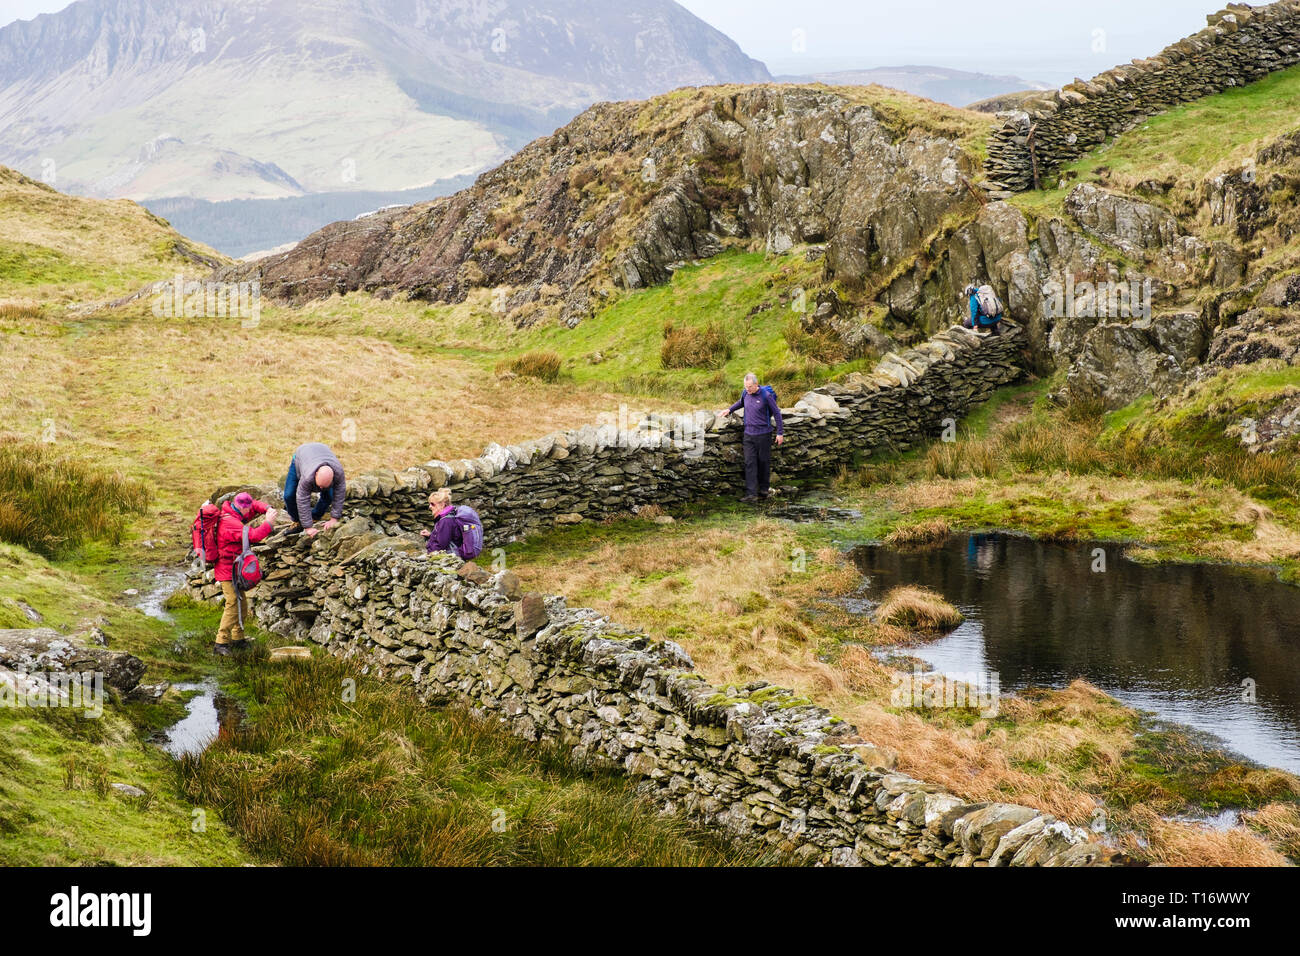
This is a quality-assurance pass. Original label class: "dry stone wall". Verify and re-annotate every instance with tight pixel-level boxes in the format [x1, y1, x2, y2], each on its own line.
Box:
[985, 2, 1300, 193]
[195, 535, 1112, 866]
[231, 324, 1025, 543]
[186, 323, 1119, 865]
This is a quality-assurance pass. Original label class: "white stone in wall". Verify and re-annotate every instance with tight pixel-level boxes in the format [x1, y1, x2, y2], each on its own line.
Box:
[481, 443, 514, 473]
[797, 391, 842, 414]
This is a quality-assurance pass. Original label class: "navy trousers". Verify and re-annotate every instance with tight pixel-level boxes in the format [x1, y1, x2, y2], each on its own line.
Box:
[742, 432, 773, 497]
[283, 458, 333, 525]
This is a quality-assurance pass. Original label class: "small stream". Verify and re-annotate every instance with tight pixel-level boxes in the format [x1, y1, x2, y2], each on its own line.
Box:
[849, 533, 1300, 774]
[158, 680, 220, 758]
[134, 569, 186, 623]
[131, 568, 243, 759]
[157, 680, 243, 759]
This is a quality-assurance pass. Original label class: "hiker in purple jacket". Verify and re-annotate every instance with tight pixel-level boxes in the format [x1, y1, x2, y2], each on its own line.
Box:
[420, 488, 486, 560]
[715, 372, 785, 502]
[421, 489, 458, 555]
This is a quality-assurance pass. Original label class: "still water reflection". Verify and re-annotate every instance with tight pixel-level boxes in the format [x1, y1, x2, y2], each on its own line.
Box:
[850, 534, 1300, 774]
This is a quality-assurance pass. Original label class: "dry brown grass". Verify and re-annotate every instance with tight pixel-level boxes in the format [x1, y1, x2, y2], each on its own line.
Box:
[504, 350, 562, 382]
[0, 166, 229, 304]
[883, 517, 952, 548]
[660, 320, 732, 370]
[1243, 802, 1300, 859]
[874, 585, 963, 631]
[0, 314, 647, 541]
[0, 301, 41, 321]
[1117, 807, 1288, 867]
[513, 516, 1292, 865]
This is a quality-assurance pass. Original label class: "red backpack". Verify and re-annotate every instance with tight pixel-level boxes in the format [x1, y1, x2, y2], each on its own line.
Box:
[232, 520, 263, 590]
[191, 502, 222, 570]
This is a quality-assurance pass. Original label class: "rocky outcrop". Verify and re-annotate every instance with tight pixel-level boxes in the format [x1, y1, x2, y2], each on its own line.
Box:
[227, 85, 980, 329]
[984, 3, 1300, 193]
[0, 627, 145, 695]
[1064, 313, 1209, 407]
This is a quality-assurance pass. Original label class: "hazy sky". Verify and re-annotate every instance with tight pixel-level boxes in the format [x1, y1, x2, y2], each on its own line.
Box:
[1, 0, 1222, 84]
[675, 0, 1219, 82]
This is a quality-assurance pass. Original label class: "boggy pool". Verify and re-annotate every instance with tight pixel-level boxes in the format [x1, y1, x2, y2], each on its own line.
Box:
[849, 533, 1300, 774]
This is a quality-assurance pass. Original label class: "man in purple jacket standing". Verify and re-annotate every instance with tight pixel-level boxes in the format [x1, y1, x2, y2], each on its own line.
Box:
[716, 373, 785, 502]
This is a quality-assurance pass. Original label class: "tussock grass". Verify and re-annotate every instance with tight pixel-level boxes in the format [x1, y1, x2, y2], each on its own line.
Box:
[883, 517, 952, 548]
[0, 301, 40, 321]
[660, 320, 732, 370]
[912, 370, 1300, 507]
[874, 585, 964, 632]
[782, 319, 846, 364]
[1119, 806, 1287, 867]
[505, 349, 562, 382]
[924, 439, 997, 479]
[182, 650, 786, 866]
[0, 438, 150, 557]
[1244, 803, 1300, 860]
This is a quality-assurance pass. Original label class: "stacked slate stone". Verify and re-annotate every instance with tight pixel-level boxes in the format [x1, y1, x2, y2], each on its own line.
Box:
[187, 323, 1022, 555]
[984, 2, 1300, 194]
[181, 323, 1079, 866]
[193, 531, 1112, 866]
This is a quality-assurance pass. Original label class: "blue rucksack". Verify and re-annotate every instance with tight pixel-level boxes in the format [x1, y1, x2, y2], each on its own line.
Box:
[448, 506, 484, 561]
[739, 385, 779, 418]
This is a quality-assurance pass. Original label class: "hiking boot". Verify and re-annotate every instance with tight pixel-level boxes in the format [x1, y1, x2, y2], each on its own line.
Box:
[229, 639, 252, 652]
[759, 489, 775, 499]
[212, 642, 233, 657]
[740, 495, 759, 503]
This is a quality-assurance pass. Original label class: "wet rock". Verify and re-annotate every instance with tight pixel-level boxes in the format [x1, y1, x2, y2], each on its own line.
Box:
[128, 682, 170, 702]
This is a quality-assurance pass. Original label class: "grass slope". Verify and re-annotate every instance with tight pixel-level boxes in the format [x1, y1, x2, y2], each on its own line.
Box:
[0, 166, 229, 306]
[0, 541, 781, 866]
[1011, 62, 1300, 220]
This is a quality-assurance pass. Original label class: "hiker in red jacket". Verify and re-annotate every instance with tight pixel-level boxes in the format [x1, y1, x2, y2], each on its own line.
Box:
[213, 491, 277, 655]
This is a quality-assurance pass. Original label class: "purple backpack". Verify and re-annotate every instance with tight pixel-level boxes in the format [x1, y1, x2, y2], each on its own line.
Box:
[448, 506, 484, 561]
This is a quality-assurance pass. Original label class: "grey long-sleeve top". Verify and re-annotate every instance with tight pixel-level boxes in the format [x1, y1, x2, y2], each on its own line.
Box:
[293, 442, 346, 528]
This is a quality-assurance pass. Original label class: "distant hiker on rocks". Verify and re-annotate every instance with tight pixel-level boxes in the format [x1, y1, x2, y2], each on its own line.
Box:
[283, 441, 346, 537]
[421, 488, 485, 561]
[715, 373, 784, 503]
[214, 492, 276, 655]
[963, 282, 1004, 336]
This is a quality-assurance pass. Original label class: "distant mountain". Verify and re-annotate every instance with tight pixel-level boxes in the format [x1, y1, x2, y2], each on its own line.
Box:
[775, 64, 1047, 108]
[0, 0, 769, 249]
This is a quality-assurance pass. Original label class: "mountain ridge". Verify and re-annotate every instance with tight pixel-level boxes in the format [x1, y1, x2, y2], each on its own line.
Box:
[0, 0, 769, 208]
